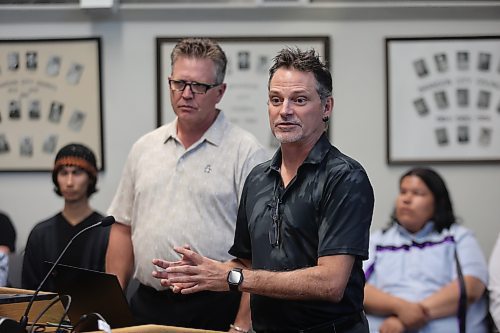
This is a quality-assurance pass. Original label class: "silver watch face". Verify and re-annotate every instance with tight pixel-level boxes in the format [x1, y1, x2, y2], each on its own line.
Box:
[228, 270, 242, 284]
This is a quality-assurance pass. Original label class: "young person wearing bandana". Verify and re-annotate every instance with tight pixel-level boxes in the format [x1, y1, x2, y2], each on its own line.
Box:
[22, 143, 109, 292]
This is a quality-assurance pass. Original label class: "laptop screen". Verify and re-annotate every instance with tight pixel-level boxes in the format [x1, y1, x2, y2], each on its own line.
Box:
[47, 263, 136, 331]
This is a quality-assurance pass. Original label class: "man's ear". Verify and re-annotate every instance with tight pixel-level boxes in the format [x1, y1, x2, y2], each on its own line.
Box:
[215, 83, 227, 104]
[323, 96, 334, 118]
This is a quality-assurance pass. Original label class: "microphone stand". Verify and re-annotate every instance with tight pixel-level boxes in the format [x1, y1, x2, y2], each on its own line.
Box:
[0, 216, 114, 333]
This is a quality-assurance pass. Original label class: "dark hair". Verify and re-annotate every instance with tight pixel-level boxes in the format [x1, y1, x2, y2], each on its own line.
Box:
[52, 143, 98, 198]
[392, 167, 456, 233]
[268, 47, 332, 104]
[0, 212, 16, 253]
[170, 37, 227, 85]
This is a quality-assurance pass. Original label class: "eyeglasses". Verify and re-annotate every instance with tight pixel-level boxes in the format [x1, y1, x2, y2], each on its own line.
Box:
[268, 193, 282, 248]
[168, 79, 220, 94]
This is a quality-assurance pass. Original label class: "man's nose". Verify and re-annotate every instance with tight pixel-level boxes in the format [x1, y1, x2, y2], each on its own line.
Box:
[280, 99, 294, 117]
[181, 84, 194, 98]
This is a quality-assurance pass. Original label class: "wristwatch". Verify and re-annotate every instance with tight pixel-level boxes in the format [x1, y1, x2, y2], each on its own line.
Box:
[227, 268, 244, 292]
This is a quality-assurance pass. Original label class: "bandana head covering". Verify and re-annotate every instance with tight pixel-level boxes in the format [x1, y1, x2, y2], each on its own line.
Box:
[52, 143, 98, 197]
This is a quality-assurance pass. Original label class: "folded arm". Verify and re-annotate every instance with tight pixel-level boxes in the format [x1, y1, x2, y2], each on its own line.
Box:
[419, 275, 486, 319]
[364, 274, 486, 329]
[364, 283, 429, 329]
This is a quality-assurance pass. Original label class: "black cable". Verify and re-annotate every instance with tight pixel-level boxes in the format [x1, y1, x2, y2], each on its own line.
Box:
[69, 313, 88, 333]
[28, 295, 61, 333]
[55, 294, 72, 332]
[27, 294, 72, 333]
[70, 312, 109, 333]
[455, 250, 467, 333]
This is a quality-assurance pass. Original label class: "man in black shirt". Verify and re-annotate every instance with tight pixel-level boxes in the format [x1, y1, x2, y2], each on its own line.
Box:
[152, 48, 374, 333]
[22, 143, 109, 291]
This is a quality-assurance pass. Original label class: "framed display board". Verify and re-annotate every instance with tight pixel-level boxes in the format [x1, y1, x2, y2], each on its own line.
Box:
[386, 36, 500, 164]
[156, 36, 330, 151]
[0, 37, 104, 171]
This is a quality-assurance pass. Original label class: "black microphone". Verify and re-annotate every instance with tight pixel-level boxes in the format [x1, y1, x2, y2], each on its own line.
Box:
[10, 215, 115, 332]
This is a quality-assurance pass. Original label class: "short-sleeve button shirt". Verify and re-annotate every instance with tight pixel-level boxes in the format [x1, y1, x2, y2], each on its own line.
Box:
[230, 133, 374, 331]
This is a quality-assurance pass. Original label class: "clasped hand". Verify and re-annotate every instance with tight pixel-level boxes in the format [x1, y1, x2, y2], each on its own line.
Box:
[152, 245, 228, 294]
[378, 301, 429, 333]
[389, 300, 429, 332]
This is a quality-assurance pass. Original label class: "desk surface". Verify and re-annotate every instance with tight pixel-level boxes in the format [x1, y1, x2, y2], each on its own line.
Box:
[1, 288, 224, 333]
[88, 324, 223, 333]
[0, 287, 64, 325]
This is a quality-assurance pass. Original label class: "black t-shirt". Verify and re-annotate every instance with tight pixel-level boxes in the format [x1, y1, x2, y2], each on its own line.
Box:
[229, 133, 374, 331]
[22, 212, 110, 292]
[0, 212, 16, 252]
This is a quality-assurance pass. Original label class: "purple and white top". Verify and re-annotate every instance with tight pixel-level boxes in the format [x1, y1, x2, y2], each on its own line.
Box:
[363, 221, 488, 333]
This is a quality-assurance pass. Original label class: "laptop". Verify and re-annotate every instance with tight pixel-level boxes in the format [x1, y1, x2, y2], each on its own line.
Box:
[0, 292, 55, 304]
[47, 263, 137, 331]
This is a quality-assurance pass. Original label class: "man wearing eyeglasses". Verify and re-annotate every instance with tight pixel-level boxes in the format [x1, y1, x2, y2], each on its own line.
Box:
[153, 47, 374, 333]
[106, 38, 267, 332]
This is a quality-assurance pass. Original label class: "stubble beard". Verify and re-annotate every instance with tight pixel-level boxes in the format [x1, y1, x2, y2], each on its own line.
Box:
[273, 130, 303, 144]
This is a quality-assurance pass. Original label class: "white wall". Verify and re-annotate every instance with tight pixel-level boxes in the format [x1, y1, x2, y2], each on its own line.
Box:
[1, 5, 499, 259]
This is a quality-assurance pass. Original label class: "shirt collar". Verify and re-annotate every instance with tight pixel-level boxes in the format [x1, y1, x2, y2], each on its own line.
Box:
[163, 110, 226, 146]
[268, 132, 331, 174]
[396, 221, 435, 239]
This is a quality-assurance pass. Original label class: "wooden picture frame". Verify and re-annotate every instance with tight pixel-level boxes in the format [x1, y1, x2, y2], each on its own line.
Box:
[0, 37, 104, 171]
[386, 36, 500, 164]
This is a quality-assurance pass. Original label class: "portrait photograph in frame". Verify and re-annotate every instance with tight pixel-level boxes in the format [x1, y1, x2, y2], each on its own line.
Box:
[156, 36, 330, 152]
[0, 37, 104, 171]
[386, 36, 500, 164]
